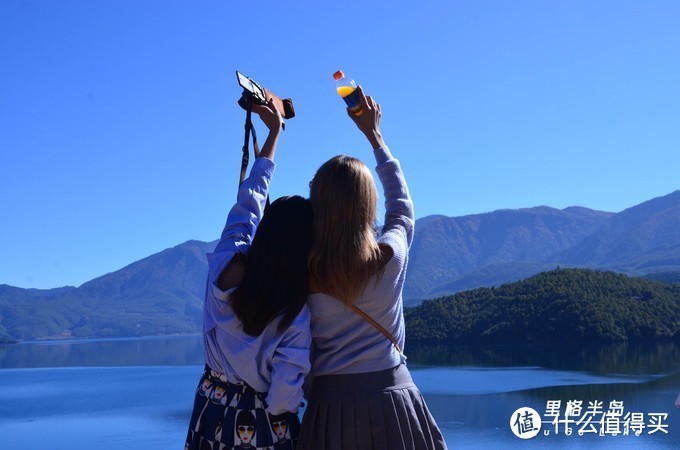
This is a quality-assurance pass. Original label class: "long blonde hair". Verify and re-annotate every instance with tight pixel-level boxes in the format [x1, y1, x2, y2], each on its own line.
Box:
[307, 155, 384, 303]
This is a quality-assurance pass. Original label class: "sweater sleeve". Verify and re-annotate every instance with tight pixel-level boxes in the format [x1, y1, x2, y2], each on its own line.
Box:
[207, 157, 275, 286]
[265, 306, 312, 415]
[374, 146, 415, 249]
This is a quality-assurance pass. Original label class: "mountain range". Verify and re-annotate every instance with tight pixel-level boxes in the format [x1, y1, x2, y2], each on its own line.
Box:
[1, 190, 679, 341]
[407, 190, 680, 301]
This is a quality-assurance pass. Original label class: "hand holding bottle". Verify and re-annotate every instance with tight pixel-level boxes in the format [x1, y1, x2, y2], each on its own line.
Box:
[347, 85, 385, 150]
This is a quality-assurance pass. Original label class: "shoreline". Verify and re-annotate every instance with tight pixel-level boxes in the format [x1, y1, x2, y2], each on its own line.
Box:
[0, 332, 202, 346]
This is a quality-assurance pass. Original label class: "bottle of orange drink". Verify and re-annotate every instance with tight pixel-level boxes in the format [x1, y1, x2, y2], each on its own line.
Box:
[333, 70, 363, 116]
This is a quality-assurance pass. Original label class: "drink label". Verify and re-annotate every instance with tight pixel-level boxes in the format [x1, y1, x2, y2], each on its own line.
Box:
[342, 89, 363, 114]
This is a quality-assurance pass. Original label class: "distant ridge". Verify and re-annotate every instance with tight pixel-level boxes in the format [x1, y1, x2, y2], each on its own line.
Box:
[405, 205, 613, 301]
[405, 190, 680, 303]
[2, 190, 680, 341]
[0, 240, 215, 341]
[552, 190, 680, 271]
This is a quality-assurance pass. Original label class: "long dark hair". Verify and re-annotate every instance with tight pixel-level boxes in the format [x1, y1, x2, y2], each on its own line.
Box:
[231, 195, 313, 336]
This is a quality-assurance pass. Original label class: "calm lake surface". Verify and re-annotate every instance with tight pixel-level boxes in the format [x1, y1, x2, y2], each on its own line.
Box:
[1, 336, 679, 449]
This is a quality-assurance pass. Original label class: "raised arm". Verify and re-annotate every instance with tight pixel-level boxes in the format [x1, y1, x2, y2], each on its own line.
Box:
[213, 157, 275, 255]
[214, 98, 284, 255]
[375, 148, 414, 247]
[347, 86, 414, 247]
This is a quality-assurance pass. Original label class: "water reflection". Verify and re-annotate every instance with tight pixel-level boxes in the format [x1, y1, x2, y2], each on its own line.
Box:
[0, 335, 205, 368]
[408, 341, 680, 448]
[407, 341, 680, 375]
[1, 336, 679, 448]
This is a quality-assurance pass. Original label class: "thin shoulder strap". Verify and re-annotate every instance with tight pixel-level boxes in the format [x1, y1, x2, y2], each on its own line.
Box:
[349, 304, 403, 355]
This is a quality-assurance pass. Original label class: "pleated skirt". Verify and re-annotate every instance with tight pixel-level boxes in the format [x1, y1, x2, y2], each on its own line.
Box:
[185, 365, 300, 450]
[297, 364, 447, 450]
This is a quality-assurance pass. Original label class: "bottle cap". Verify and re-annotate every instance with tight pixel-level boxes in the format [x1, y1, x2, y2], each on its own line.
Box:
[332, 70, 344, 80]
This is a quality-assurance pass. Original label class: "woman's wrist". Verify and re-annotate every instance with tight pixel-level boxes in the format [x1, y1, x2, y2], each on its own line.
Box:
[258, 130, 280, 161]
[365, 130, 385, 150]
[267, 126, 282, 138]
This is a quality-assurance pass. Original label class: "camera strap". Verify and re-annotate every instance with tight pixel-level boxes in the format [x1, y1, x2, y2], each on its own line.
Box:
[239, 103, 270, 208]
[240, 103, 259, 184]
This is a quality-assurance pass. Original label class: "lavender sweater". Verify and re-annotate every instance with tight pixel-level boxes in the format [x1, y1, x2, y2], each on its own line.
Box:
[202, 157, 311, 415]
[307, 146, 415, 376]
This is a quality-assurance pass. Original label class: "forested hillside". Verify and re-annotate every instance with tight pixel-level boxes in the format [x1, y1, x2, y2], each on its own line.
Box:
[404, 268, 680, 344]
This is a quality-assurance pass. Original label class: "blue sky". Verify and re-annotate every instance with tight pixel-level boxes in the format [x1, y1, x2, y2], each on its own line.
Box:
[2, 0, 679, 289]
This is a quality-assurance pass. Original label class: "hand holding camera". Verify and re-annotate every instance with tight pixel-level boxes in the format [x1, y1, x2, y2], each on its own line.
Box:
[236, 72, 295, 170]
[251, 98, 283, 133]
[236, 72, 295, 125]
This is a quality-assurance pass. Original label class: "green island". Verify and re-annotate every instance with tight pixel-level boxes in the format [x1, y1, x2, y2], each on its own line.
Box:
[404, 268, 680, 344]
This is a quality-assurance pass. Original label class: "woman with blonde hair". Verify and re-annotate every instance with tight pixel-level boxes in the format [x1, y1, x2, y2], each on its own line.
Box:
[298, 87, 447, 449]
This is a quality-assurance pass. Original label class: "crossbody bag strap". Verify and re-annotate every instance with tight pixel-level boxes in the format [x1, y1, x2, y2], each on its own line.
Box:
[349, 304, 403, 355]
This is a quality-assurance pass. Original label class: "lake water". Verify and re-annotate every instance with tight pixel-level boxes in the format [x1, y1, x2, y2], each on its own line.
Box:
[1, 336, 679, 449]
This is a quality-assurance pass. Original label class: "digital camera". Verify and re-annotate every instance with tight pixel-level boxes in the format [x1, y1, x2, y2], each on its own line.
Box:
[236, 71, 295, 119]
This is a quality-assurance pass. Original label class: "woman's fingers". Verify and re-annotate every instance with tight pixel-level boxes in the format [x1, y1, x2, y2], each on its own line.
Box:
[362, 90, 380, 116]
[357, 85, 367, 104]
[347, 86, 381, 135]
[251, 97, 283, 130]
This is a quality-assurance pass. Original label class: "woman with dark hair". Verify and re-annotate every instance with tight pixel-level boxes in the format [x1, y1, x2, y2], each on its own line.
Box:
[298, 87, 447, 449]
[185, 99, 312, 450]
